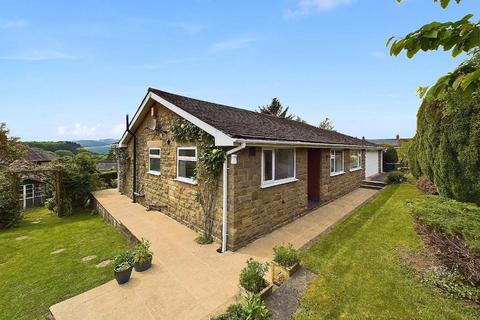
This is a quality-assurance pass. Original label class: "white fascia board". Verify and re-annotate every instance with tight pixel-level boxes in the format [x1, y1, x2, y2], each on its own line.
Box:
[118, 92, 235, 147]
[233, 138, 382, 150]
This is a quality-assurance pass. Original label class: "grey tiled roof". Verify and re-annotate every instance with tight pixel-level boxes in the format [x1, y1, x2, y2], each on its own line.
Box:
[149, 88, 376, 147]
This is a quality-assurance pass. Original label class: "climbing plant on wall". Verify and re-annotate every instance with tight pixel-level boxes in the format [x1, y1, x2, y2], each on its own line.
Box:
[170, 118, 226, 243]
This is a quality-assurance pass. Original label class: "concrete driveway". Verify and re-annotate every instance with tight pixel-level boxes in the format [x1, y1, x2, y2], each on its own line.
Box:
[49, 187, 377, 320]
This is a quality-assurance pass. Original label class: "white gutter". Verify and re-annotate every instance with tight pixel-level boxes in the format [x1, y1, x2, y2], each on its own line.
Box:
[232, 138, 382, 150]
[221, 142, 247, 253]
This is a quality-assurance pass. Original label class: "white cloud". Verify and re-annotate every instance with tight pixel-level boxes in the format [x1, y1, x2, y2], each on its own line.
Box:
[57, 123, 100, 138]
[0, 50, 78, 61]
[110, 123, 125, 136]
[285, 0, 354, 18]
[0, 19, 29, 29]
[210, 36, 258, 52]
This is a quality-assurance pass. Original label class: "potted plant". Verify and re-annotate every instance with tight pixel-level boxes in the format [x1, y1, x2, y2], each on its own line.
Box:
[271, 243, 300, 285]
[113, 250, 134, 285]
[239, 258, 273, 300]
[133, 238, 153, 272]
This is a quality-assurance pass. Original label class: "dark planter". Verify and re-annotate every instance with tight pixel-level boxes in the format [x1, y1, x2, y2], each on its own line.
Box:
[114, 265, 133, 285]
[134, 256, 152, 272]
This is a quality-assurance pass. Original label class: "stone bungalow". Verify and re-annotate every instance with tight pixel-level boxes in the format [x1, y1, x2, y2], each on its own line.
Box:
[118, 88, 381, 251]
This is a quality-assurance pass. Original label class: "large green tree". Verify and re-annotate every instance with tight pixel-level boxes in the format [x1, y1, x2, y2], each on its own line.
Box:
[388, 0, 479, 100]
[0, 123, 26, 167]
[257, 98, 294, 119]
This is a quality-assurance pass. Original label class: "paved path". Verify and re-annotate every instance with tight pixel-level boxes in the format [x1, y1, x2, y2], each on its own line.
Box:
[49, 187, 377, 320]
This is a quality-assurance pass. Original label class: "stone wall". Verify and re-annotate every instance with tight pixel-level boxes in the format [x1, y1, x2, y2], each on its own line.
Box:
[229, 147, 308, 249]
[119, 102, 224, 240]
[318, 149, 365, 203]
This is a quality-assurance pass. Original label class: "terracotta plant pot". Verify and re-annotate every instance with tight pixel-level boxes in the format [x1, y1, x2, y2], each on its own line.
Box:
[114, 265, 133, 285]
[134, 256, 152, 272]
[239, 280, 274, 300]
[271, 261, 300, 286]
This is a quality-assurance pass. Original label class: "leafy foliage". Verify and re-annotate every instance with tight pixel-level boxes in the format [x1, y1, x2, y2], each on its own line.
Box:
[383, 147, 398, 164]
[318, 117, 334, 130]
[239, 258, 269, 293]
[423, 266, 480, 302]
[133, 238, 153, 264]
[257, 98, 294, 119]
[114, 250, 134, 272]
[386, 171, 406, 184]
[194, 233, 214, 245]
[0, 171, 21, 229]
[0, 123, 27, 167]
[408, 90, 480, 204]
[389, 0, 479, 100]
[416, 176, 438, 195]
[23, 141, 84, 155]
[409, 196, 480, 254]
[273, 243, 300, 268]
[396, 140, 412, 166]
[54, 150, 75, 158]
[213, 294, 271, 320]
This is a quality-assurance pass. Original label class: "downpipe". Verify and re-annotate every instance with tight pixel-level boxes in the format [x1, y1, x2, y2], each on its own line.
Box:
[125, 114, 137, 203]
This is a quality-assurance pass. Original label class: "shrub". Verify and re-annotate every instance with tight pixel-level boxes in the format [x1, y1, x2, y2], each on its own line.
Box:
[239, 258, 269, 293]
[386, 171, 406, 184]
[383, 147, 398, 164]
[195, 233, 213, 245]
[408, 91, 480, 205]
[273, 244, 299, 268]
[133, 238, 153, 264]
[0, 171, 21, 229]
[114, 250, 134, 272]
[213, 294, 271, 320]
[416, 176, 437, 195]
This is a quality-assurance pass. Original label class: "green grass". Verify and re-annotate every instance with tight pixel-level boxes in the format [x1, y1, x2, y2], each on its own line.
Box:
[0, 207, 130, 320]
[296, 184, 480, 320]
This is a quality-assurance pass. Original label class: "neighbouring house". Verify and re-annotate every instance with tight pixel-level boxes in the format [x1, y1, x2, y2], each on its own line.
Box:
[368, 134, 412, 149]
[19, 147, 57, 209]
[98, 161, 117, 172]
[117, 88, 382, 251]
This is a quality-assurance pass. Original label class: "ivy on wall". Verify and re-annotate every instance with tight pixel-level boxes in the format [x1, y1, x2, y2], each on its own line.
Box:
[170, 118, 226, 242]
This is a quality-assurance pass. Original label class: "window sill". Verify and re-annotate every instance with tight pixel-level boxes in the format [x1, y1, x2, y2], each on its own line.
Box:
[148, 171, 161, 176]
[260, 177, 298, 189]
[174, 177, 197, 185]
[330, 171, 345, 177]
[349, 167, 362, 172]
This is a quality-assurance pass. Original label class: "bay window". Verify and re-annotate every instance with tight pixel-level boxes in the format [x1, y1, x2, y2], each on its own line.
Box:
[349, 150, 361, 171]
[330, 150, 344, 176]
[261, 148, 296, 187]
[148, 148, 161, 175]
[176, 147, 197, 184]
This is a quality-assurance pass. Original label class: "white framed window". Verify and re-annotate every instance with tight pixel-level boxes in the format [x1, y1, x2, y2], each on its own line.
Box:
[148, 148, 161, 175]
[349, 150, 361, 171]
[261, 148, 297, 188]
[176, 147, 197, 184]
[330, 149, 344, 176]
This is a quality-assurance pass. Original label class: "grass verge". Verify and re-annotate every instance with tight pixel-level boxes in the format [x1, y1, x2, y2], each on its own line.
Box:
[295, 184, 480, 320]
[0, 207, 130, 320]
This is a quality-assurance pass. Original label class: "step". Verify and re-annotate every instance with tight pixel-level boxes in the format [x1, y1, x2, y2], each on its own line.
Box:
[362, 180, 387, 187]
[360, 184, 384, 190]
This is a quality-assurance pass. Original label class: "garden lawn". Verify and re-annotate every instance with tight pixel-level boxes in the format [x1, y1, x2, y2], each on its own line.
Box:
[0, 207, 130, 320]
[296, 184, 480, 320]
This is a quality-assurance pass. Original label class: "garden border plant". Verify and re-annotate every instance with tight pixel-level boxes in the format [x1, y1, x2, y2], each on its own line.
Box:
[271, 243, 300, 285]
[239, 258, 273, 300]
[170, 118, 226, 244]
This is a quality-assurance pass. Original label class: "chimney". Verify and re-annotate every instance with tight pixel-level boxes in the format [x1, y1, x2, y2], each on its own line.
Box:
[396, 134, 400, 141]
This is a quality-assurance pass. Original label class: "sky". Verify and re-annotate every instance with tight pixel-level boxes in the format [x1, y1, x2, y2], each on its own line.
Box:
[0, 0, 476, 141]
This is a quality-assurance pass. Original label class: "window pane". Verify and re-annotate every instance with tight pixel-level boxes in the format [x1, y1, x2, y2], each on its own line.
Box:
[150, 158, 160, 172]
[149, 149, 160, 156]
[263, 150, 273, 181]
[179, 148, 196, 157]
[330, 158, 335, 173]
[179, 160, 196, 179]
[335, 151, 343, 172]
[275, 149, 294, 180]
[350, 151, 359, 169]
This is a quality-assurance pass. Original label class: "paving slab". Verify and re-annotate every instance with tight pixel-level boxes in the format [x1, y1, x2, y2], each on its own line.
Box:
[50, 187, 377, 320]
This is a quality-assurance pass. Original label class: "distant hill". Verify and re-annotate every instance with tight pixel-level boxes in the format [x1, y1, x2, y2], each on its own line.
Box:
[74, 139, 117, 147]
[23, 141, 84, 154]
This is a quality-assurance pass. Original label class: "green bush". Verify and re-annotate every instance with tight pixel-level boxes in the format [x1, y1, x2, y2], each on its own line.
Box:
[409, 91, 480, 205]
[133, 239, 153, 264]
[239, 258, 269, 293]
[0, 171, 21, 229]
[409, 196, 480, 254]
[114, 250, 134, 272]
[213, 294, 271, 320]
[383, 147, 398, 163]
[386, 171, 406, 184]
[273, 243, 299, 268]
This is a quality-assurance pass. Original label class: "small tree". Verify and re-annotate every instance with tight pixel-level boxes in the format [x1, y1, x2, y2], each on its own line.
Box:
[318, 117, 334, 130]
[383, 147, 399, 164]
[257, 98, 294, 119]
[0, 123, 26, 167]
